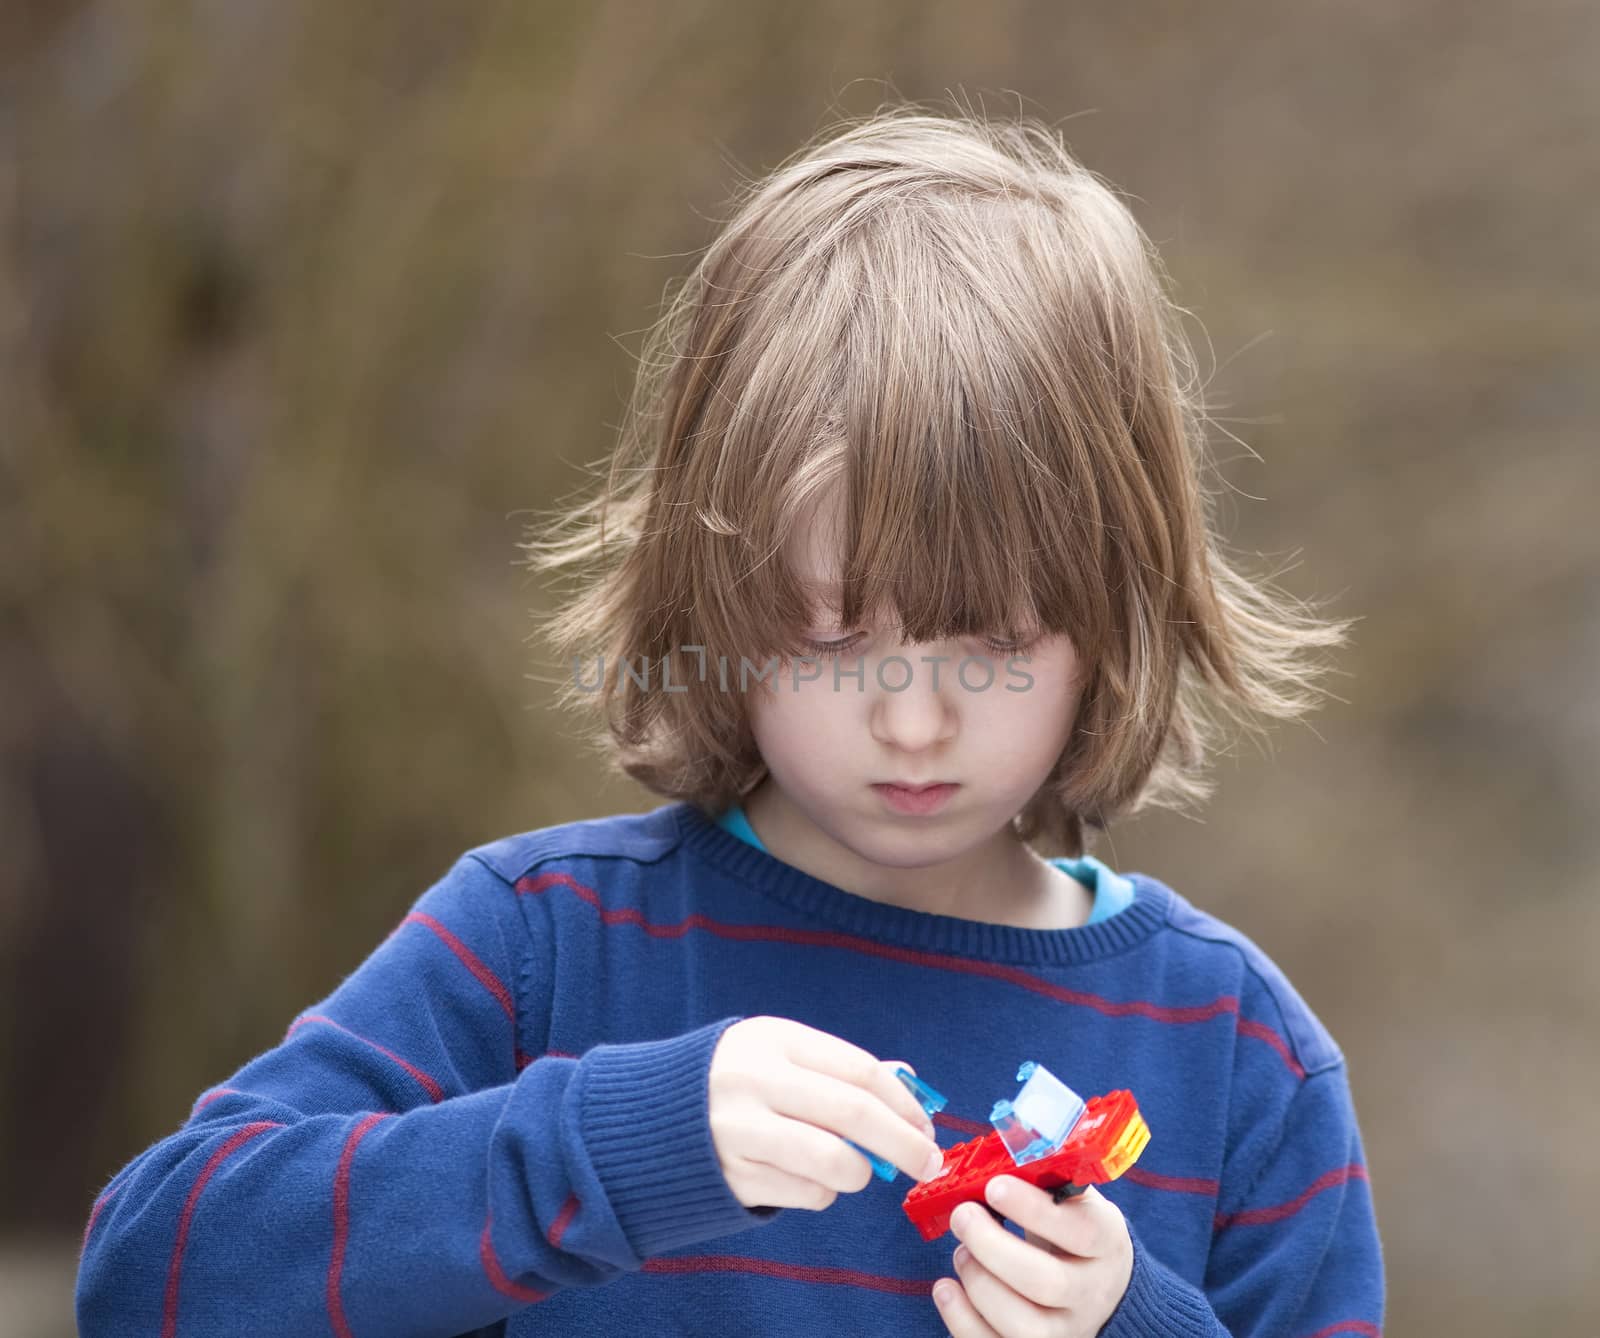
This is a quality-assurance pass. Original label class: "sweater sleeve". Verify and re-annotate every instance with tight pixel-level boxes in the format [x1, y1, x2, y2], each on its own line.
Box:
[1202, 1062, 1384, 1334]
[74, 852, 780, 1338]
[1101, 1063, 1384, 1337]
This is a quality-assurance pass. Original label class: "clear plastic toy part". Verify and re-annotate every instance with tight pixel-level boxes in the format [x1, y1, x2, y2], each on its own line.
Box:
[849, 1066, 949, 1182]
[988, 1060, 1087, 1166]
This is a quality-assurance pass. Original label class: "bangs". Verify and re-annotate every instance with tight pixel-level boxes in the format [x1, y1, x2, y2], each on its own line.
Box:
[689, 198, 1123, 667]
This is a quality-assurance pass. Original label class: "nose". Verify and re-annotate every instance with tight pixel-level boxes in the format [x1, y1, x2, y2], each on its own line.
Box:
[869, 646, 958, 753]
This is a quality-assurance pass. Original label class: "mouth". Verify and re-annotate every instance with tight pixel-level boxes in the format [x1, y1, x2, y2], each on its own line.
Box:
[872, 781, 960, 815]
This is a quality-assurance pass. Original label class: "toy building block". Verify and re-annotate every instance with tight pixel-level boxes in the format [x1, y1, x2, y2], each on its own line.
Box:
[849, 1066, 949, 1182]
[900, 1061, 1151, 1242]
[991, 1060, 1086, 1165]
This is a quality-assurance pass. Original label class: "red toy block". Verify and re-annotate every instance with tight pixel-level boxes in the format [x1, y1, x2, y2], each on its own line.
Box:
[901, 1089, 1151, 1241]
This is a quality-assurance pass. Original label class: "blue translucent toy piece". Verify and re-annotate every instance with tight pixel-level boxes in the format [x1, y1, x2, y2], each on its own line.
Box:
[848, 1066, 949, 1182]
[989, 1060, 1086, 1166]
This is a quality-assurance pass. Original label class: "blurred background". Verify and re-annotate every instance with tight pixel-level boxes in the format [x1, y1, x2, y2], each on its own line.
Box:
[3, 2, 1596, 1333]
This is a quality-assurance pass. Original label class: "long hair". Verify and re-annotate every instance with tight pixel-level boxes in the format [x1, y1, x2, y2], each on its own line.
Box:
[520, 100, 1352, 857]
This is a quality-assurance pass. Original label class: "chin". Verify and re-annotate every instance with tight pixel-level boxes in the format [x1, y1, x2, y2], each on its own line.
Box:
[855, 824, 975, 866]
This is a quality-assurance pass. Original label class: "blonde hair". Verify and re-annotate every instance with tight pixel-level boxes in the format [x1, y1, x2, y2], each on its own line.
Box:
[520, 100, 1352, 858]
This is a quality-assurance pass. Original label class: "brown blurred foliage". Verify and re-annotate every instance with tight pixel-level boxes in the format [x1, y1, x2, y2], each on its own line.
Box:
[2, 2, 1597, 1333]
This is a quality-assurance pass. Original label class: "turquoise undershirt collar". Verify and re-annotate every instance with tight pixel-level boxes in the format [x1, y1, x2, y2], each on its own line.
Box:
[713, 803, 1134, 925]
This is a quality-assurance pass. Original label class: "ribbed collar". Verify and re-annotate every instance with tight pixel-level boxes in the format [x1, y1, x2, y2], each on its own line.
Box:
[673, 802, 1172, 967]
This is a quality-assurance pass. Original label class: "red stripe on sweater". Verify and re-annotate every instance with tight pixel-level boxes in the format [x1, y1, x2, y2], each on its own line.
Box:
[81, 1183, 119, 1256]
[481, 1211, 550, 1303]
[403, 910, 526, 1072]
[642, 1252, 931, 1296]
[514, 871, 1304, 1077]
[327, 1113, 393, 1337]
[287, 1014, 445, 1103]
[1214, 1164, 1369, 1231]
[547, 1193, 580, 1249]
[1298, 1322, 1382, 1337]
[1124, 1167, 1220, 1196]
[192, 1088, 239, 1116]
[1236, 1018, 1307, 1079]
[931, 1110, 987, 1138]
[402, 912, 516, 1023]
[515, 1048, 576, 1072]
[162, 1121, 281, 1338]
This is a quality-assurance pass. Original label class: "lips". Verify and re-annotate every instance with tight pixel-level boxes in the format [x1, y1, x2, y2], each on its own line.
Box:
[872, 782, 960, 816]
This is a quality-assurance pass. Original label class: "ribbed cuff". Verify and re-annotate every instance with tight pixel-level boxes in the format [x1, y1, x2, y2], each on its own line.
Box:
[1099, 1224, 1223, 1338]
[577, 1016, 781, 1259]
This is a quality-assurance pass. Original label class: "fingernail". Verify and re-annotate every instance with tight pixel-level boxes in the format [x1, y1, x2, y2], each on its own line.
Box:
[921, 1117, 938, 1139]
[921, 1148, 945, 1180]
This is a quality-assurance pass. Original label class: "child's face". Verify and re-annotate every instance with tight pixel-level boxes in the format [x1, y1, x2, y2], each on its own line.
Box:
[746, 492, 1083, 874]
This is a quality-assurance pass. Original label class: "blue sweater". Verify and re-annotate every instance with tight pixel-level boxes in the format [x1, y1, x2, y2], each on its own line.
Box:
[76, 802, 1385, 1336]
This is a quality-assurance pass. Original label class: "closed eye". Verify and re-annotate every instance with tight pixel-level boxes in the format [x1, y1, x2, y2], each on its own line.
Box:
[980, 635, 1035, 654]
[801, 634, 863, 659]
[802, 632, 1034, 657]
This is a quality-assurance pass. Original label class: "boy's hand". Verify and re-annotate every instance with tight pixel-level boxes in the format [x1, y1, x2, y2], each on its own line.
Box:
[932, 1176, 1133, 1338]
[709, 1016, 943, 1211]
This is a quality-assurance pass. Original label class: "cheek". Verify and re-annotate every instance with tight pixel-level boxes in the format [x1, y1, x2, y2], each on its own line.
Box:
[748, 685, 847, 769]
[967, 665, 1080, 754]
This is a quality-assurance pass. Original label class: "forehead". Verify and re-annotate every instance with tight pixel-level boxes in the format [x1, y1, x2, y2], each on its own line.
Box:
[788, 487, 848, 605]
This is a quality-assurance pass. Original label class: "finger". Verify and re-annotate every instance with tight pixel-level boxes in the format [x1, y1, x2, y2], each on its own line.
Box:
[949, 1197, 1076, 1311]
[736, 1108, 885, 1194]
[930, 1276, 1002, 1338]
[1022, 1226, 1067, 1259]
[766, 1062, 942, 1183]
[984, 1177, 1118, 1260]
[768, 1056, 940, 1184]
[950, 1237, 1054, 1336]
[729, 1156, 842, 1212]
[776, 1022, 938, 1138]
